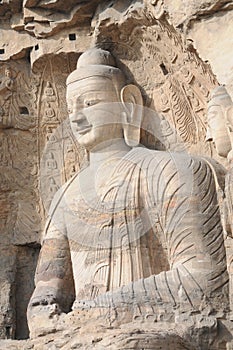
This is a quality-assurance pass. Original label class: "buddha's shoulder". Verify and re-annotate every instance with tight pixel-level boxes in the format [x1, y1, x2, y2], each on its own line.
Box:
[128, 147, 206, 169]
[48, 172, 81, 214]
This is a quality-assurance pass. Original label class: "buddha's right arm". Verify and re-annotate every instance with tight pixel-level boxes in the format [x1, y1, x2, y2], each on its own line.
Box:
[29, 189, 75, 313]
[30, 225, 74, 312]
[27, 196, 75, 337]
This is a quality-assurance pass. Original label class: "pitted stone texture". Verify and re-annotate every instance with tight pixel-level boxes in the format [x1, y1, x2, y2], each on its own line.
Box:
[187, 10, 233, 100]
[0, 317, 228, 350]
[161, 0, 233, 27]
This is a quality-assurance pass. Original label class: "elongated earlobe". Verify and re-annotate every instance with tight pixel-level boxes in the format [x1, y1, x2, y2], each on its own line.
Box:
[120, 85, 143, 147]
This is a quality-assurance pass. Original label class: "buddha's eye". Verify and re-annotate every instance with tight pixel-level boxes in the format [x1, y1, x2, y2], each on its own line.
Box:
[84, 99, 99, 107]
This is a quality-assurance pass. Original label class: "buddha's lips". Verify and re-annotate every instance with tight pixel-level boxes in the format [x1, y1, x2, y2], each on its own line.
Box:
[76, 125, 92, 134]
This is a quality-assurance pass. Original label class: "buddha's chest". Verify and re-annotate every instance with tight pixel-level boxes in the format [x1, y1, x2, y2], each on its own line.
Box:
[64, 178, 149, 250]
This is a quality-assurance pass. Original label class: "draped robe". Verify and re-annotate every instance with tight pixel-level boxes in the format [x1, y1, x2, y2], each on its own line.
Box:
[33, 148, 228, 315]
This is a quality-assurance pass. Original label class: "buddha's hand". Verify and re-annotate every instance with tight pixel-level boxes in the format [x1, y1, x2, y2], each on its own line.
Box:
[27, 287, 64, 338]
[29, 292, 60, 309]
[28, 282, 62, 311]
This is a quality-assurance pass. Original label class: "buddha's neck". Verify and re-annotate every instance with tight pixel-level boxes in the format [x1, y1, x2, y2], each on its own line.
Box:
[89, 139, 131, 175]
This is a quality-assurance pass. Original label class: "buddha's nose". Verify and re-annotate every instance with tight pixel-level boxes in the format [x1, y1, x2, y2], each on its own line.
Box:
[70, 112, 86, 125]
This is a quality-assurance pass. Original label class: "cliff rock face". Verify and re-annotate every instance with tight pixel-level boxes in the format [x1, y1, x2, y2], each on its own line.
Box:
[0, 0, 233, 348]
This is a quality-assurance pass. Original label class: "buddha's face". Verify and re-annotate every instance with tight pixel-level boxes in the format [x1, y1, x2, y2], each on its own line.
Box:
[206, 104, 231, 157]
[66, 76, 124, 151]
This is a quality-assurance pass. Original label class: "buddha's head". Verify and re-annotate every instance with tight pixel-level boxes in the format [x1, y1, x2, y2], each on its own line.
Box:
[66, 47, 143, 151]
[206, 86, 232, 157]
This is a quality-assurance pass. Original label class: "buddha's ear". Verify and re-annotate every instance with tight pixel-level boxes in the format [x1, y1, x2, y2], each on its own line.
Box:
[120, 84, 143, 147]
[225, 106, 233, 130]
[225, 106, 233, 145]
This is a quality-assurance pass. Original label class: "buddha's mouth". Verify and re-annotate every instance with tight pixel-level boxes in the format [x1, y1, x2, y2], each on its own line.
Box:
[77, 125, 92, 134]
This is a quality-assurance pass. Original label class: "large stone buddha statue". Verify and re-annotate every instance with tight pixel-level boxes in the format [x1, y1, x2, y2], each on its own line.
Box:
[27, 48, 228, 337]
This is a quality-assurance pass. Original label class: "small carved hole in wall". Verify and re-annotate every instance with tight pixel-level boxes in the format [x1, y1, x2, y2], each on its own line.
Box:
[0, 48, 5, 54]
[19, 107, 29, 115]
[160, 63, 169, 76]
[35, 44, 39, 51]
[69, 33, 76, 41]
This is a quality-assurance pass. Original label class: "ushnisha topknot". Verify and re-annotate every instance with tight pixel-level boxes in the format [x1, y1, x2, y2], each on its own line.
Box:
[66, 47, 126, 90]
[77, 47, 116, 68]
[208, 86, 233, 109]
